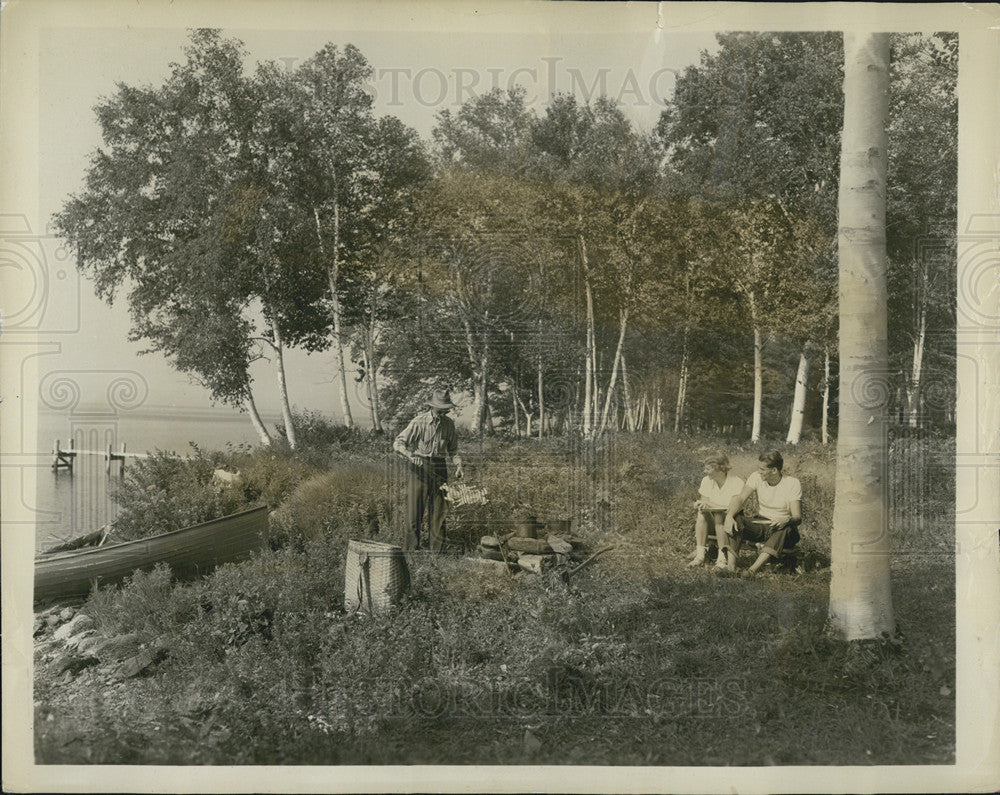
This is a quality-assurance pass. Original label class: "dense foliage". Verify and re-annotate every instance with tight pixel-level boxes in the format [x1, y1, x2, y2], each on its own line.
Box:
[53, 31, 957, 442]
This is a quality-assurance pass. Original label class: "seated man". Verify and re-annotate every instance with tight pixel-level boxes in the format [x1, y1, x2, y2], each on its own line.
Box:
[687, 453, 744, 568]
[723, 450, 802, 575]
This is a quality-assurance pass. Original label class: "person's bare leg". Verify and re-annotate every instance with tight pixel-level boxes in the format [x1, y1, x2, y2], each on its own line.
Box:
[745, 550, 774, 575]
[716, 536, 732, 569]
[688, 511, 708, 566]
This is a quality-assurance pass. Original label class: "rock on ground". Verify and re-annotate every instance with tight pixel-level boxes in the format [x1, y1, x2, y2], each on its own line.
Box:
[53, 614, 94, 643]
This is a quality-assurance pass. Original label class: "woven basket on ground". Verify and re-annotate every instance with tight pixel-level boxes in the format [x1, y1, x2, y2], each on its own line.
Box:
[344, 539, 410, 614]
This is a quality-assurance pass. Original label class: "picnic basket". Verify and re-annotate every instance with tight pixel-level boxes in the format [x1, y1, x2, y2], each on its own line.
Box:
[344, 539, 410, 614]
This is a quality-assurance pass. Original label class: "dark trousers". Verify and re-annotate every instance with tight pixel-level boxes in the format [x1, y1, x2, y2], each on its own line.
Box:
[405, 457, 448, 552]
[736, 514, 800, 557]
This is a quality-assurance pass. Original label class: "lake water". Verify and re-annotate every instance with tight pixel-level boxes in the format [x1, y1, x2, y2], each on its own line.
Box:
[33, 407, 286, 550]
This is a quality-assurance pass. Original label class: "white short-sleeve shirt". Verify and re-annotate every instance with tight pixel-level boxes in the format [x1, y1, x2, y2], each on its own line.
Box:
[745, 471, 802, 522]
[698, 473, 745, 511]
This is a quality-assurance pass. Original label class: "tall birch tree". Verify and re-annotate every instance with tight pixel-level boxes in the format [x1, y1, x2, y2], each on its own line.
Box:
[828, 32, 895, 640]
[52, 30, 311, 445]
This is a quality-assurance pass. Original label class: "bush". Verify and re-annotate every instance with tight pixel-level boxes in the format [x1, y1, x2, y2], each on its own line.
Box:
[85, 563, 199, 639]
[108, 445, 325, 541]
[234, 448, 323, 510]
[274, 409, 393, 466]
[268, 463, 391, 550]
[109, 449, 249, 541]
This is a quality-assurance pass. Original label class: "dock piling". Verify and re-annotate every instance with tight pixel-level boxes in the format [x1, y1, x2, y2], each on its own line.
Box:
[106, 442, 127, 475]
[52, 438, 77, 473]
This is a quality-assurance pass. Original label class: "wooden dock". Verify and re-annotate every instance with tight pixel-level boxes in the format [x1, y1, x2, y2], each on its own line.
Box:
[51, 439, 157, 475]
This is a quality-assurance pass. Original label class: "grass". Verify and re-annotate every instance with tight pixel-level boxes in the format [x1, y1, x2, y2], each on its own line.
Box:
[33, 428, 955, 766]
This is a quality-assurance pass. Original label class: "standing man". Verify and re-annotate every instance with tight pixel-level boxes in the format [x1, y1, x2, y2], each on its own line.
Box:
[723, 450, 802, 575]
[393, 388, 464, 553]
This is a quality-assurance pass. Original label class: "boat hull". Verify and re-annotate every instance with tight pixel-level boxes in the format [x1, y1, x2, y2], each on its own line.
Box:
[34, 506, 269, 602]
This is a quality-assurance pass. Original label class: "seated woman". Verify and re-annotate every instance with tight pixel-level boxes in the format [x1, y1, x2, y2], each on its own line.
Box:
[723, 450, 802, 575]
[687, 454, 744, 568]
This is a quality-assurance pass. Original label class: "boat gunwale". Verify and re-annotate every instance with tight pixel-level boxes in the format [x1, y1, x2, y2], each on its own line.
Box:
[34, 504, 268, 563]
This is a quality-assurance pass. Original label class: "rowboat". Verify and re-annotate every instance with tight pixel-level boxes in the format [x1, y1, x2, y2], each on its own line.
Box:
[34, 505, 269, 602]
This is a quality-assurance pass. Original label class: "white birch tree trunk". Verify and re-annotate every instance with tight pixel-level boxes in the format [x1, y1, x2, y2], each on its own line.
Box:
[674, 351, 688, 434]
[906, 299, 926, 428]
[361, 339, 383, 433]
[461, 316, 488, 436]
[477, 327, 490, 435]
[245, 391, 272, 447]
[314, 204, 354, 428]
[537, 336, 545, 440]
[821, 345, 831, 446]
[751, 319, 763, 443]
[270, 319, 297, 450]
[515, 392, 533, 438]
[828, 32, 895, 640]
[620, 354, 634, 431]
[580, 232, 596, 437]
[598, 308, 629, 434]
[370, 362, 383, 433]
[593, 350, 602, 428]
[511, 382, 520, 437]
[370, 349, 384, 434]
[786, 349, 811, 444]
[330, 198, 354, 429]
[365, 297, 383, 433]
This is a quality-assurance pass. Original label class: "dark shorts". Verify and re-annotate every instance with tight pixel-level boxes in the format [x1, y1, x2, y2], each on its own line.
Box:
[736, 515, 800, 557]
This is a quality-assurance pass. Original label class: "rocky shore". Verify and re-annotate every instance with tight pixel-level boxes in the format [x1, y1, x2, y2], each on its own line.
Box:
[34, 603, 168, 687]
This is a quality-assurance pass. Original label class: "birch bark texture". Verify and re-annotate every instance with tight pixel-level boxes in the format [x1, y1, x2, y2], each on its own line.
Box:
[786, 349, 810, 444]
[828, 32, 895, 640]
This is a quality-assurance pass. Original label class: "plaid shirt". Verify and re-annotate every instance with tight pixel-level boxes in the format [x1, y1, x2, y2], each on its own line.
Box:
[393, 410, 458, 459]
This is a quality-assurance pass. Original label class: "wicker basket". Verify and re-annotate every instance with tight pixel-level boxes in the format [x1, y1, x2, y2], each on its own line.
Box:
[344, 539, 410, 614]
[440, 482, 488, 507]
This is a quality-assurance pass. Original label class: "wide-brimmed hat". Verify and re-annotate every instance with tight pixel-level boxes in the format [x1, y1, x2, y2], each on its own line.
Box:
[427, 388, 457, 410]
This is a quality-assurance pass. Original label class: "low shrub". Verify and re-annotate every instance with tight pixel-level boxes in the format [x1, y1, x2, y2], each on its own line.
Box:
[267, 463, 391, 550]
[108, 445, 324, 541]
[85, 563, 200, 639]
[234, 448, 323, 510]
[108, 449, 246, 540]
[275, 409, 394, 466]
